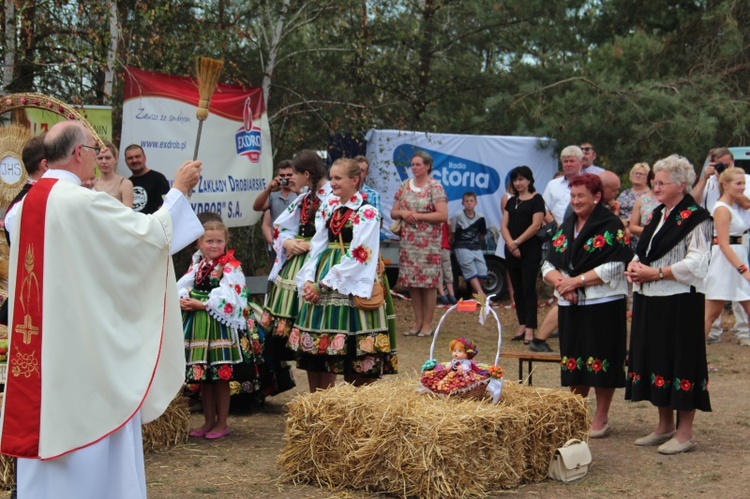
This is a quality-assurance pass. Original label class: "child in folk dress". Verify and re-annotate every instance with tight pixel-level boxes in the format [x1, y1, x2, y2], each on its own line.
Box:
[178, 221, 248, 439]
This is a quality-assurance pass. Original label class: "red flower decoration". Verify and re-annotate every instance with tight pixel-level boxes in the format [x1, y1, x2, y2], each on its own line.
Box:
[273, 227, 279, 240]
[217, 365, 232, 381]
[553, 234, 566, 248]
[234, 284, 242, 294]
[591, 359, 603, 372]
[328, 199, 337, 206]
[680, 210, 692, 219]
[362, 208, 377, 220]
[654, 375, 665, 387]
[350, 195, 358, 203]
[318, 335, 330, 353]
[350, 245, 371, 264]
[680, 379, 692, 391]
[566, 358, 578, 370]
[593, 235, 606, 248]
[224, 303, 234, 314]
[361, 192, 368, 200]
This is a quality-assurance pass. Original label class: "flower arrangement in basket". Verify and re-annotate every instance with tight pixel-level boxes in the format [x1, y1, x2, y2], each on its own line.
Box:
[419, 295, 505, 403]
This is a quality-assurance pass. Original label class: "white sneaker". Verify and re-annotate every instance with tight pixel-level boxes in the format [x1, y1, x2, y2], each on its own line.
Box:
[706, 335, 722, 345]
[739, 338, 750, 347]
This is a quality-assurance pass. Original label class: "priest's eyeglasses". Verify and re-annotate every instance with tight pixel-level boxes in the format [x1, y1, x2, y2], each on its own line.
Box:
[80, 144, 102, 155]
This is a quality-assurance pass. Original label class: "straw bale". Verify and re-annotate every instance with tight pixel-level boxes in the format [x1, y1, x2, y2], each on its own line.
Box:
[0, 454, 13, 490]
[141, 394, 190, 453]
[499, 381, 590, 481]
[279, 377, 588, 498]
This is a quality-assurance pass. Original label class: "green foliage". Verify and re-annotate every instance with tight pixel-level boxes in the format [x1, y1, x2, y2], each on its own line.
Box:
[4, 1, 750, 204]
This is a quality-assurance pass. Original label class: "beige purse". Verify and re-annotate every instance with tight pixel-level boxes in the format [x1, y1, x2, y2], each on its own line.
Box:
[337, 233, 385, 311]
[547, 439, 592, 483]
[389, 219, 403, 235]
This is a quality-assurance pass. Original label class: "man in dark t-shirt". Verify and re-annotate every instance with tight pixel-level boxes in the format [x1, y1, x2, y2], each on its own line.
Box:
[124, 145, 170, 214]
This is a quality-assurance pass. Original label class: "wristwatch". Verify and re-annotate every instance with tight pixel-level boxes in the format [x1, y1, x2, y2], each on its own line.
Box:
[580, 275, 586, 285]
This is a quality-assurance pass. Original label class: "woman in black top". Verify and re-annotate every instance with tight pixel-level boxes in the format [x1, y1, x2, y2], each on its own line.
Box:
[501, 166, 545, 344]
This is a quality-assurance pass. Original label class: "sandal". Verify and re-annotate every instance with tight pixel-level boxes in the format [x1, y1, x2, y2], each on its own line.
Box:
[403, 330, 420, 336]
[511, 332, 526, 342]
[417, 329, 433, 337]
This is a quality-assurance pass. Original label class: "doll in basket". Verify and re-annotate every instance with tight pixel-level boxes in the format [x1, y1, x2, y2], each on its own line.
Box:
[420, 338, 489, 396]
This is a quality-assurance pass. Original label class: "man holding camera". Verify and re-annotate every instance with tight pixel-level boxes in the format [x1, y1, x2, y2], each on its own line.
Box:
[692, 147, 750, 347]
[253, 160, 295, 263]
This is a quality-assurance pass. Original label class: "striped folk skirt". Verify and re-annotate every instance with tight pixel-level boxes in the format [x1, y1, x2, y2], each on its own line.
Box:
[261, 247, 310, 360]
[291, 244, 398, 377]
[183, 289, 244, 384]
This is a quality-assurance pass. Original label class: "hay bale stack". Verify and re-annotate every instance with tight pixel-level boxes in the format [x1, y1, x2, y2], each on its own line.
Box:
[500, 381, 590, 481]
[141, 394, 190, 453]
[279, 378, 588, 498]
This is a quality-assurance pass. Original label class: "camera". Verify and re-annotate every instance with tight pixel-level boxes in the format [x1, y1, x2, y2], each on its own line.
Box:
[714, 162, 728, 175]
[278, 178, 289, 186]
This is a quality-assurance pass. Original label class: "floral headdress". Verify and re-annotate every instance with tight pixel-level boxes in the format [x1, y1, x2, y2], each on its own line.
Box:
[454, 338, 478, 359]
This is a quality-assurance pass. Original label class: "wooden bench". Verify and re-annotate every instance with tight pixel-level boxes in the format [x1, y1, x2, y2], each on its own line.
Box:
[500, 351, 562, 385]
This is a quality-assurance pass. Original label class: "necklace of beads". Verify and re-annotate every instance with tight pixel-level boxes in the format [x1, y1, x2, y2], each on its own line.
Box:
[328, 207, 354, 236]
[299, 194, 320, 226]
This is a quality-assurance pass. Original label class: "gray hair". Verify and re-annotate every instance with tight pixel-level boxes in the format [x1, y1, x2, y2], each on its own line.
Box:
[653, 154, 696, 194]
[560, 145, 583, 161]
[45, 124, 86, 164]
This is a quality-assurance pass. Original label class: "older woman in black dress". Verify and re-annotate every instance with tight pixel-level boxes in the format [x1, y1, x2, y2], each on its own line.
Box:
[625, 154, 712, 455]
[543, 173, 632, 438]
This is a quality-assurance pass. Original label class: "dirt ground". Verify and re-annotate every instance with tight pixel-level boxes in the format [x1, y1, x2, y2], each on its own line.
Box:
[9, 298, 749, 498]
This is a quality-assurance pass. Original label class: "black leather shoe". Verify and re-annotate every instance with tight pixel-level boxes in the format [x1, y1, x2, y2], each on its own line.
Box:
[529, 340, 553, 353]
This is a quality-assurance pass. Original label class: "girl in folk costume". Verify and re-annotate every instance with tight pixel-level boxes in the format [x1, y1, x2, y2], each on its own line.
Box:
[260, 150, 331, 393]
[293, 158, 397, 391]
[178, 221, 250, 439]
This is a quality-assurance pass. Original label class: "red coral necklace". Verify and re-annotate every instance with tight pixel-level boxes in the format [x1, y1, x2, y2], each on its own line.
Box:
[300, 194, 320, 226]
[329, 207, 353, 236]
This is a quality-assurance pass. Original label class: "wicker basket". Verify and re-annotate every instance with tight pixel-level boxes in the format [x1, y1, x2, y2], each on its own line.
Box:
[419, 297, 505, 401]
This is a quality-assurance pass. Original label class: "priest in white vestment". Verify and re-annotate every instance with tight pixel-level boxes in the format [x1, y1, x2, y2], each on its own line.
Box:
[0, 121, 204, 499]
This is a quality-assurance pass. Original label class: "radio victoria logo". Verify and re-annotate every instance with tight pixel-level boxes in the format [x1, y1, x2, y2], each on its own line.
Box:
[235, 96, 262, 163]
[392, 144, 500, 201]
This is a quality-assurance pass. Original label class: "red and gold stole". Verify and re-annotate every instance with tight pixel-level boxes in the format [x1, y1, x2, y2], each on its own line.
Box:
[1, 178, 57, 458]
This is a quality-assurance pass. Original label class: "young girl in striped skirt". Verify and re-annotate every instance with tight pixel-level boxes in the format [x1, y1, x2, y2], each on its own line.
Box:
[178, 221, 249, 439]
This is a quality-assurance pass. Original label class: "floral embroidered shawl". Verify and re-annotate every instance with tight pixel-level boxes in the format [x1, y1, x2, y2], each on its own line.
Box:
[635, 194, 710, 265]
[547, 202, 633, 277]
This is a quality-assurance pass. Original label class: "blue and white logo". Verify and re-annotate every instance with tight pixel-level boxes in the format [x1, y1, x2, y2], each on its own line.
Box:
[393, 144, 500, 201]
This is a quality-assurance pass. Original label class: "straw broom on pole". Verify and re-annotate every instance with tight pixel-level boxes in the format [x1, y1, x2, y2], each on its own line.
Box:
[193, 57, 224, 160]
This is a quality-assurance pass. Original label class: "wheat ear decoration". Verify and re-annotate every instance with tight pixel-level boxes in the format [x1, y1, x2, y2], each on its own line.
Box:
[193, 57, 224, 160]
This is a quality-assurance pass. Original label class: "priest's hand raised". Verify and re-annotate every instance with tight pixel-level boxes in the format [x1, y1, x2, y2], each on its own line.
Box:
[172, 160, 203, 196]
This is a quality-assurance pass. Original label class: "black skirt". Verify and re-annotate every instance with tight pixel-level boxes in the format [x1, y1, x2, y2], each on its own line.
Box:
[625, 292, 711, 412]
[559, 298, 627, 388]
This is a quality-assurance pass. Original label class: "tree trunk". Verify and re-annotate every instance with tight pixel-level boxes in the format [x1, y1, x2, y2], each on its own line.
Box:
[103, 0, 119, 103]
[414, 0, 438, 122]
[262, 0, 291, 109]
[2, 0, 15, 91]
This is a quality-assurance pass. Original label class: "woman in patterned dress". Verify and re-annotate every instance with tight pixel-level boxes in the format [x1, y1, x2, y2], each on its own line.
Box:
[293, 158, 397, 391]
[261, 150, 330, 395]
[390, 152, 448, 337]
[617, 162, 651, 223]
[178, 221, 249, 439]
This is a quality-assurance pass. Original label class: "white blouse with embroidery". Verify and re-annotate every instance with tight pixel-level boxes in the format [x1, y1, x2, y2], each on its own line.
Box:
[542, 260, 628, 305]
[269, 183, 332, 281]
[177, 250, 248, 329]
[632, 216, 712, 296]
[296, 191, 382, 298]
